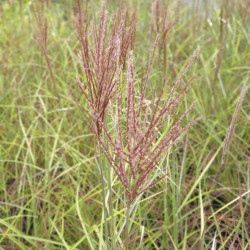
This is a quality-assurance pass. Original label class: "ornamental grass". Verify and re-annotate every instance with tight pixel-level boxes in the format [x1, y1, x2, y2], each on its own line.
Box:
[76, 2, 200, 249]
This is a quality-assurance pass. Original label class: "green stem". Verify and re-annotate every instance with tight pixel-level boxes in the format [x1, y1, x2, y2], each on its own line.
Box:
[98, 143, 110, 250]
[125, 199, 130, 250]
[107, 160, 115, 249]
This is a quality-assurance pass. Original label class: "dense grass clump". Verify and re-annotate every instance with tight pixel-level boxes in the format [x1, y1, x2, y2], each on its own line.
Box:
[0, 0, 249, 249]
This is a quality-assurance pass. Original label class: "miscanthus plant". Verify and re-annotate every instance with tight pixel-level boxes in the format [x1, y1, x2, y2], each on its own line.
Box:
[92, 40, 200, 203]
[76, 4, 200, 249]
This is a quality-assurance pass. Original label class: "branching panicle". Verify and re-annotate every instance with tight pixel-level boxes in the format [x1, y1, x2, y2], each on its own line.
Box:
[91, 47, 200, 203]
[75, 3, 199, 204]
[75, 2, 136, 135]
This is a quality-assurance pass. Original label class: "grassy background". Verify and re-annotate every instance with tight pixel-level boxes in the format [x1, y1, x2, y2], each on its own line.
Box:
[0, 0, 249, 249]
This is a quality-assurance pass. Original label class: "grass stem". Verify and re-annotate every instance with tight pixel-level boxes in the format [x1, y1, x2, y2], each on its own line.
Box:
[125, 199, 131, 250]
[98, 143, 110, 250]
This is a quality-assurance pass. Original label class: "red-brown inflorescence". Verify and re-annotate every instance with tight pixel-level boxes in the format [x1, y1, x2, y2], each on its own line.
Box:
[75, 1, 136, 135]
[151, 0, 176, 48]
[75, 2, 200, 204]
[32, 0, 57, 90]
[91, 36, 200, 203]
[151, 0, 178, 75]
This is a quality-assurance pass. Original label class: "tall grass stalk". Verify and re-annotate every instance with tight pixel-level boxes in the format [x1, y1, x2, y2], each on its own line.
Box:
[96, 145, 110, 250]
[32, 0, 58, 95]
[151, 0, 177, 75]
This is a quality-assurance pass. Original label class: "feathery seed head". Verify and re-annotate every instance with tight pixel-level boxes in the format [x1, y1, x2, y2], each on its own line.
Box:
[92, 45, 200, 203]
